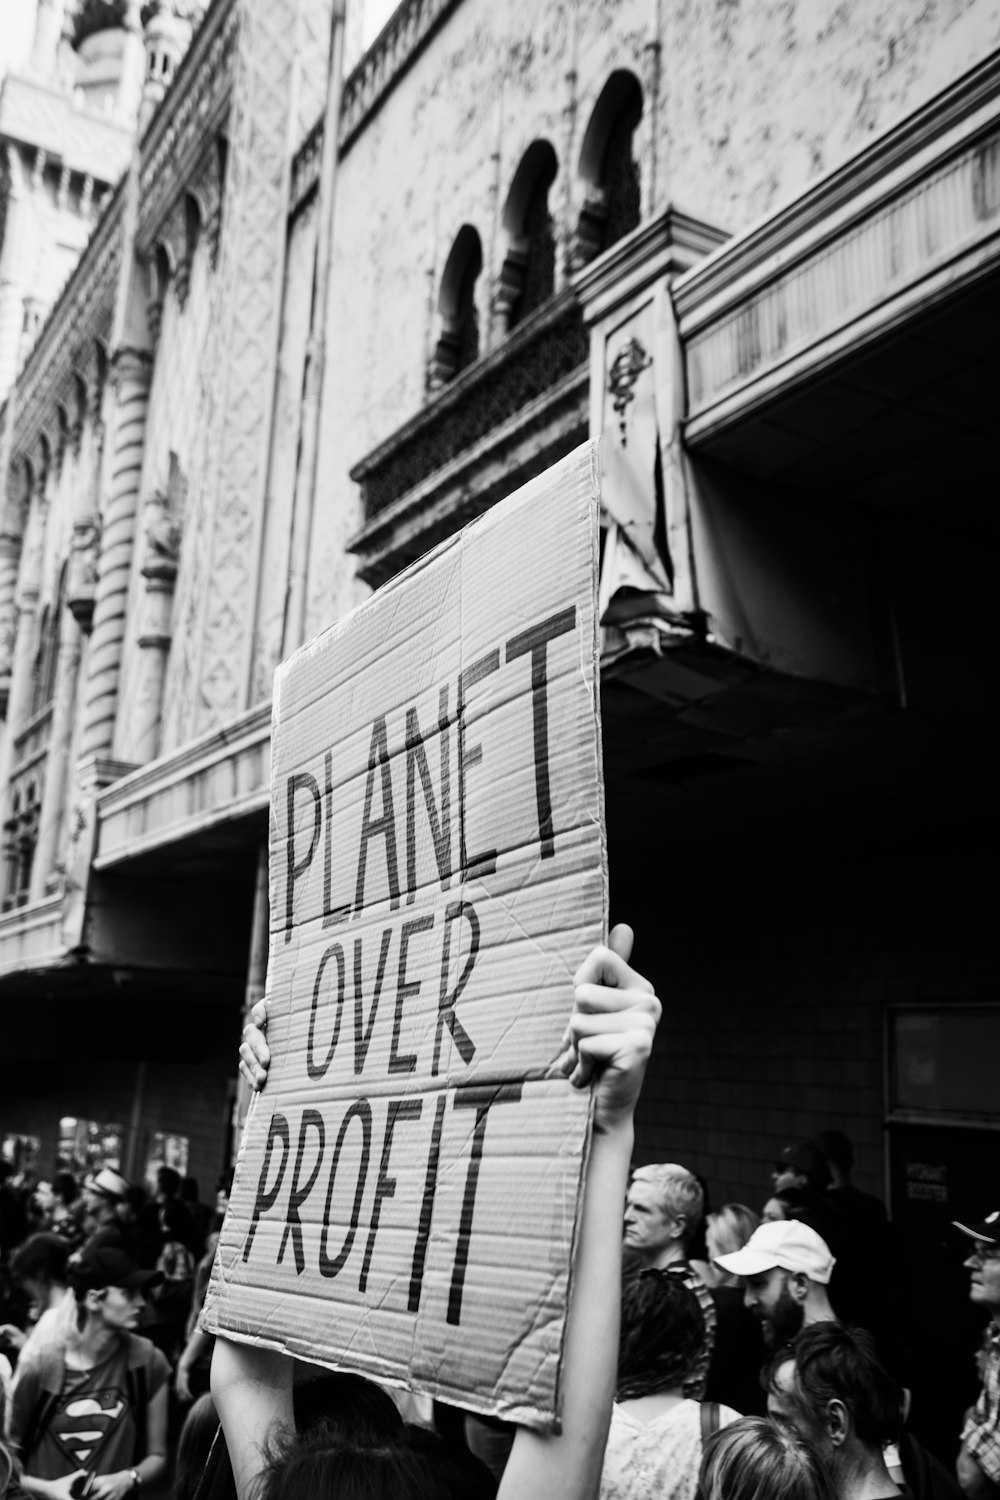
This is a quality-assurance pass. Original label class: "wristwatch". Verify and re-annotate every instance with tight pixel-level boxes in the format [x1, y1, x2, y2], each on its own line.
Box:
[128, 1471, 142, 1491]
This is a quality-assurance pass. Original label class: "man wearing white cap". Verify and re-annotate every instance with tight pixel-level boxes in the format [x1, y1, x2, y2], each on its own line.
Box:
[714, 1218, 837, 1349]
[955, 1209, 1000, 1499]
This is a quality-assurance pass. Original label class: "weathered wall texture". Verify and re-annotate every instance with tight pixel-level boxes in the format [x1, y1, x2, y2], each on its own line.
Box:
[620, 840, 994, 1207]
[300, 0, 1000, 641]
[116, 230, 216, 763]
[662, 0, 1000, 228]
[248, 196, 318, 704]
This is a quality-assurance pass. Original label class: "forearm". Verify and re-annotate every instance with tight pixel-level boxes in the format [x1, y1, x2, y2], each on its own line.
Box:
[132, 1453, 167, 1485]
[178, 1326, 211, 1377]
[211, 1336, 294, 1500]
[500, 1116, 633, 1500]
[958, 1442, 1000, 1500]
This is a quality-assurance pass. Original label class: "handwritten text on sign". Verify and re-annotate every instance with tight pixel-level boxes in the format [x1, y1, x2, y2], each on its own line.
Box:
[203, 444, 606, 1428]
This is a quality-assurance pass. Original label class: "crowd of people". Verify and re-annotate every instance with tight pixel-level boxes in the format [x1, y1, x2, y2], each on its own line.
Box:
[0, 927, 995, 1500]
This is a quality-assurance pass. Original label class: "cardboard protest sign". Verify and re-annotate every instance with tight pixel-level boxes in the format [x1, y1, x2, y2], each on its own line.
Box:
[202, 442, 606, 1427]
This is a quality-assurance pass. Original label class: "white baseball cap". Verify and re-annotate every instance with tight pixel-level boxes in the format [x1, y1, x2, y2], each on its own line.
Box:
[714, 1219, 836, 1285]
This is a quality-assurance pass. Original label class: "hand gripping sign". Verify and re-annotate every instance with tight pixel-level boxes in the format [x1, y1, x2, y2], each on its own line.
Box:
[202, 443, 607, 1429]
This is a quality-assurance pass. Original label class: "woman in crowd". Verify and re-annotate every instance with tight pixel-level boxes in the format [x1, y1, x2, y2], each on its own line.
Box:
[703, 1207, 767, 1416]
[699, 1416, 837, 1500]
[0, 1237, 72, 1365]
[8, 1245, 170, 1500]
[702, 1207, 759, 1289]
[599, 1272, 740, 1500]
[217, 924, 661, 1500]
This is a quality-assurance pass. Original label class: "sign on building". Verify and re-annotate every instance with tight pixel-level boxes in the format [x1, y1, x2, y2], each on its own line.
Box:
[202, 443, 606, 1427]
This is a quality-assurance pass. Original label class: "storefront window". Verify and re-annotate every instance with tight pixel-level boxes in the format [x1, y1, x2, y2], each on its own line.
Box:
[1, 1134, 40, 1175]
[145, 1132, 189, 1189]
[56, 1116, 124, 1174]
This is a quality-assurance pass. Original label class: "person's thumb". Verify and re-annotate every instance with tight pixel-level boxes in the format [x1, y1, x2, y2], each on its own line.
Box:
[608, 922, 634, 964]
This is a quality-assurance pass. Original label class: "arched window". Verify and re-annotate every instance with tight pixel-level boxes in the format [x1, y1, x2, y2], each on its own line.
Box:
[575, 71, 643, 267]
[185, 192, 202, 267]
[496, 141, 558, 335]
[56, 405, 70, 470]
[72, 372, 88, 452]
[428, 226, 483, 389]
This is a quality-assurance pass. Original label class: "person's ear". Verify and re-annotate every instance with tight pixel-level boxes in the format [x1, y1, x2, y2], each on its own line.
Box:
[825, 1397, 850, 1447]
[789, 1272, 810, 1304]
[671, 1213, 688, 1242]
[84, 1288, 103, 1314]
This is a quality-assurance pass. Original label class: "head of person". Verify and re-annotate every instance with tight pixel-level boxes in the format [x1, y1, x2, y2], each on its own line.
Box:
[33, 1179, 56, 1215]
[53, 1170, 78, 1207]
[814, 1131, 852, 1179]
[714, 1220, 835, 1347]
[66, 1244, 162, 1336]
[700, 1415, 837, 1500]
[762, 1188, 817, 1224]
[625, 1162, 704, 1268]
[706, 1204, 760, 1287]
[156, 1165, 181, 1201]
[616, 1268, 705, 1399]
[10, 1231, 70, 1303]
[955, 1209, 1000, 1322]
[259, 1419, 496, 1500]
[215, 1168, 235, 1221]
[766, 1324, 901, 1479]
[161, 1197, 192, 1242]
[82, 1166, 131, 1232]
[772, 1143, 830, 1196]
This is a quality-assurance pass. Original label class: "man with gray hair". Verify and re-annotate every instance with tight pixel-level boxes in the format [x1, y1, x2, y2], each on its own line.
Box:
[624, 1161, 715, 1398]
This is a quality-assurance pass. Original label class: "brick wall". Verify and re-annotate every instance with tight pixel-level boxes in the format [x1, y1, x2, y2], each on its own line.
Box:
[613, 842, 995, 1214]
[2, 1058, 234, 1199]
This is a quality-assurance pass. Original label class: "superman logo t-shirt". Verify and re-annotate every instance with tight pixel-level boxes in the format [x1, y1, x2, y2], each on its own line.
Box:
[20, 1340, 169, 1483]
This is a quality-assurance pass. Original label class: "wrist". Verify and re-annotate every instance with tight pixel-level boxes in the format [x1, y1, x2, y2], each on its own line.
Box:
[127, 1468, 142, 1491]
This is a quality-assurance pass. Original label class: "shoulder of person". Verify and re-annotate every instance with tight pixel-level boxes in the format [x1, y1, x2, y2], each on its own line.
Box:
[123, 1332, 171, 1386]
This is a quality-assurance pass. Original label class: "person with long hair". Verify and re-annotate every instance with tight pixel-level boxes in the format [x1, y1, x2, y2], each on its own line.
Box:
[600, 1271, 740, 1499]
[703, 1206, 767, 1415]
[8, 1246, 169, 1500]
[699, 1416, 837, 1500]
[704, 1206, 760, 1290]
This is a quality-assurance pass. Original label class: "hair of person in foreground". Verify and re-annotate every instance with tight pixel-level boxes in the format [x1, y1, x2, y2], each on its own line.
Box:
[256, 1417, 497, 1500]
[616, 1268, 705, 1399]
[699, 1415, 838, 1500]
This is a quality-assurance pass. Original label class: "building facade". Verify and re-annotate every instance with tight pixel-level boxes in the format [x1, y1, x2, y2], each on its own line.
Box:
[0, 0, 997, 1444]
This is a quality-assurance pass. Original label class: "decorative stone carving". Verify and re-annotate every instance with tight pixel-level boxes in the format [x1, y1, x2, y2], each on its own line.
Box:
[163, 0, 313, 745]
[66, 516, 101, 632]
[141, 488, 182, 582]
[138, 0, 238, 255]
[607, 335, 652, 445]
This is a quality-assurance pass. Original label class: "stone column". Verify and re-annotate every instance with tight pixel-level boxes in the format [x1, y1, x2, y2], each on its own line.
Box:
[0, 149, 27, 409]
[77, 345, 152, 762]
[641, 0, 663, 215]
[0, 470, 48, 897]
[0, 412, 26, 717]
[130, 489, 180, 764]
[29, 603, 82, 901]
[29, 0, 65, 82]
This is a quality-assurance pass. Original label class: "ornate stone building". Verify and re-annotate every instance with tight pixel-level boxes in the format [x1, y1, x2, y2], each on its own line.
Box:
[0, 0, 997, 1445]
